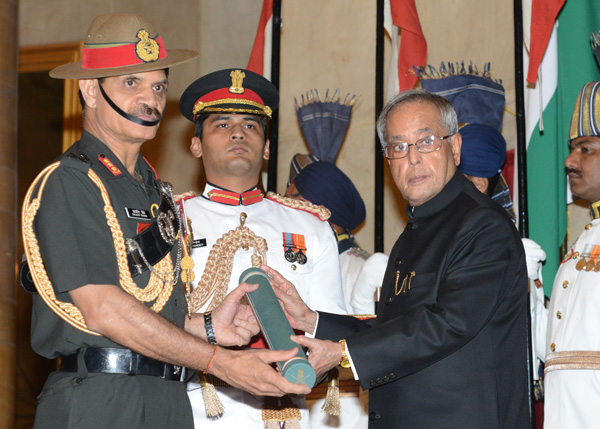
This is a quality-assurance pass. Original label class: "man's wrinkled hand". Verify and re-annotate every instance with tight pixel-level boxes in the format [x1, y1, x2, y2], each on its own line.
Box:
[291, 335, 342, 380]
[261, 264, 317, 333]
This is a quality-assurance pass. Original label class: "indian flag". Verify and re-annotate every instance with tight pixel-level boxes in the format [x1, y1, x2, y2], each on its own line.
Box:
[383, 0, 427, 101]
[247, 0, 273, 79]
[523, 0, 600, 296]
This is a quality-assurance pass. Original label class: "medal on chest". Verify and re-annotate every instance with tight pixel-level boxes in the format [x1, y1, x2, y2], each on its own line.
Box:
[282, 232, 307, 265]
[575, 243, 600, 272]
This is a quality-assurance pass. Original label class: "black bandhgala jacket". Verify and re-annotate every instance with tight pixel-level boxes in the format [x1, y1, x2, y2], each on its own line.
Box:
[317, 172, 529, 428]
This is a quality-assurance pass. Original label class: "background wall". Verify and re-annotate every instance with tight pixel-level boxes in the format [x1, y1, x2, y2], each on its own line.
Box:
[18, 0, 521, 256]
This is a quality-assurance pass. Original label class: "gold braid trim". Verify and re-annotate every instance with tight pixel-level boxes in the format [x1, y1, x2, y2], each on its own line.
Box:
[187, 214, 268, 313]
[88, 170, 174, 309]
[22, 162, 175, 336]
[265, 192, 331, 222]
[262, 395, 301, 428]
[174, 190, 196, 203]
[544, 351, 600, 373]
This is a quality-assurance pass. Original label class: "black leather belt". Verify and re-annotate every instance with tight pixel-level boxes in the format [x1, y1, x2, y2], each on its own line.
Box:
[60, 347, 190, 382]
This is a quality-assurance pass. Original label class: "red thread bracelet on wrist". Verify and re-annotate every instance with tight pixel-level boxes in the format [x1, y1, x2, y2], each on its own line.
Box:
[205, 345, 218, 373]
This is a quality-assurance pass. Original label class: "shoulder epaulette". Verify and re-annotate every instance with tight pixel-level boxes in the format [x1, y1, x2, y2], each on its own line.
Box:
[61, 152, 92, 173]
[174, 190, 196, 204]
[265, 192, 331, 222]
[349, 246, 371, 260]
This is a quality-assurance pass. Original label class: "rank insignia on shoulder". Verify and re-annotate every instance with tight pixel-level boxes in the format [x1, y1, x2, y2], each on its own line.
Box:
[282, 232, 307, 265]
[66, 152, 90, 163]
[98, 154, 122, 176]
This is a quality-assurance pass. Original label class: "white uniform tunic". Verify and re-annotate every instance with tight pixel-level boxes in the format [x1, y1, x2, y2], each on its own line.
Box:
[185, 184, 346, 429]
[545, 217, 600, 428]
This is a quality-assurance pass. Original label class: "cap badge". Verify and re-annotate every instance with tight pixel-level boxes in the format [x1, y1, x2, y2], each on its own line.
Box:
[229, 70, 246, 94]
[135, 29, 160, 63]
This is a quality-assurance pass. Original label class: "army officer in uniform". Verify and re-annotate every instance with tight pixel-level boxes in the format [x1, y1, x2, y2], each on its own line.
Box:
[23, 14, 310, 429]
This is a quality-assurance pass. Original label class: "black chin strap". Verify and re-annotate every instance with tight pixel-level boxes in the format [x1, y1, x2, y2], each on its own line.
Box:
[98, 81, 163, 127]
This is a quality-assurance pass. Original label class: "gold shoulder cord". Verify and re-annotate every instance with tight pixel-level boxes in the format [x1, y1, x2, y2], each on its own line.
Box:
[187, 192, 328, 316]
[187, 212, 268, 313]
[22, 162, 176, 336]
[266, 192, 331, 221]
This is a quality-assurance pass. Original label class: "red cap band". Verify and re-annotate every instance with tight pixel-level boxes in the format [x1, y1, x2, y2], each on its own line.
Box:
[82, 36, 167, 69]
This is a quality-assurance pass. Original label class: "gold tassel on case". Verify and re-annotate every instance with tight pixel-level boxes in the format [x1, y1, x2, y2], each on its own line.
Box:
[321, 368, 341, 416]
[200, 374, 224, 418]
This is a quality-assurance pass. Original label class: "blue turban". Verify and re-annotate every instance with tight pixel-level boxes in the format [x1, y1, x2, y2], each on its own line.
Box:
[458, 123, 507, 178]
[416, 63, 506, 130]
[294, 161, 366, 232]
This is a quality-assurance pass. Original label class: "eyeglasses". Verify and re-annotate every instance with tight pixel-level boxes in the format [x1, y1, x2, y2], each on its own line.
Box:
[383, 134, 454, 159]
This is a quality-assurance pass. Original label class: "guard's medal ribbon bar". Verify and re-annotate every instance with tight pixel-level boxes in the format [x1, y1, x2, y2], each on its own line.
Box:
[241, 267, 316, 387]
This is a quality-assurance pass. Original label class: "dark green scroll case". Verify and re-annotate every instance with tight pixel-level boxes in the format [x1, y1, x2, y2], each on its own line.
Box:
[240, 267, 316, 388]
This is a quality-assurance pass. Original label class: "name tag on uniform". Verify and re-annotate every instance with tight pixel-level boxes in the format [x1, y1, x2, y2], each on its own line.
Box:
[125, 207, 152, 221]
[192, 239, 207, 249]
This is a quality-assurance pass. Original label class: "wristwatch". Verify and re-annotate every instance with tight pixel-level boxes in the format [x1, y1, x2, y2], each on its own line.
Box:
[339, 339, 351, 368]
[204, 311, 217, 345]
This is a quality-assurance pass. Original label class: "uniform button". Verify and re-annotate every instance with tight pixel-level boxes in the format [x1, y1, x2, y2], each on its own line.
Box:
[385, 296, 394, 305]
[406, 223, 413, 232]
[551, 343, 556, 352]
[395, 258, 403, 268]
[376, 378, 382, 384]
[75, 377, 83, 383]
[369, 412, 380, 420]
[383, 376, 390, 382]
[573, 252, 580, 259]
[370, 380, 376, 387]
[390, 373, 397, 379]
[563, 281, 569, 289]
[586, 223, 592, 230]
[291, 264, 297, 270]
[556, 311, 562, 319]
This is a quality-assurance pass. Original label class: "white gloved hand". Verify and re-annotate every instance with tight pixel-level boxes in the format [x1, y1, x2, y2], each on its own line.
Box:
[522, 238, 546, 281]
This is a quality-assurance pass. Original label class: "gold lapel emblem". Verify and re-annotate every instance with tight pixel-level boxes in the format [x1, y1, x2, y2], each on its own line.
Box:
[135, 29, 160, 63]
[229, 70, 246, 94]
[394, 271, 415, 295]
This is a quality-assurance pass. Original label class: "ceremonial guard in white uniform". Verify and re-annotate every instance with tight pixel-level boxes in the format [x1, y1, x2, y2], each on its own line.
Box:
[178, 69, 346, 429]
[545, 80, 600, 428]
